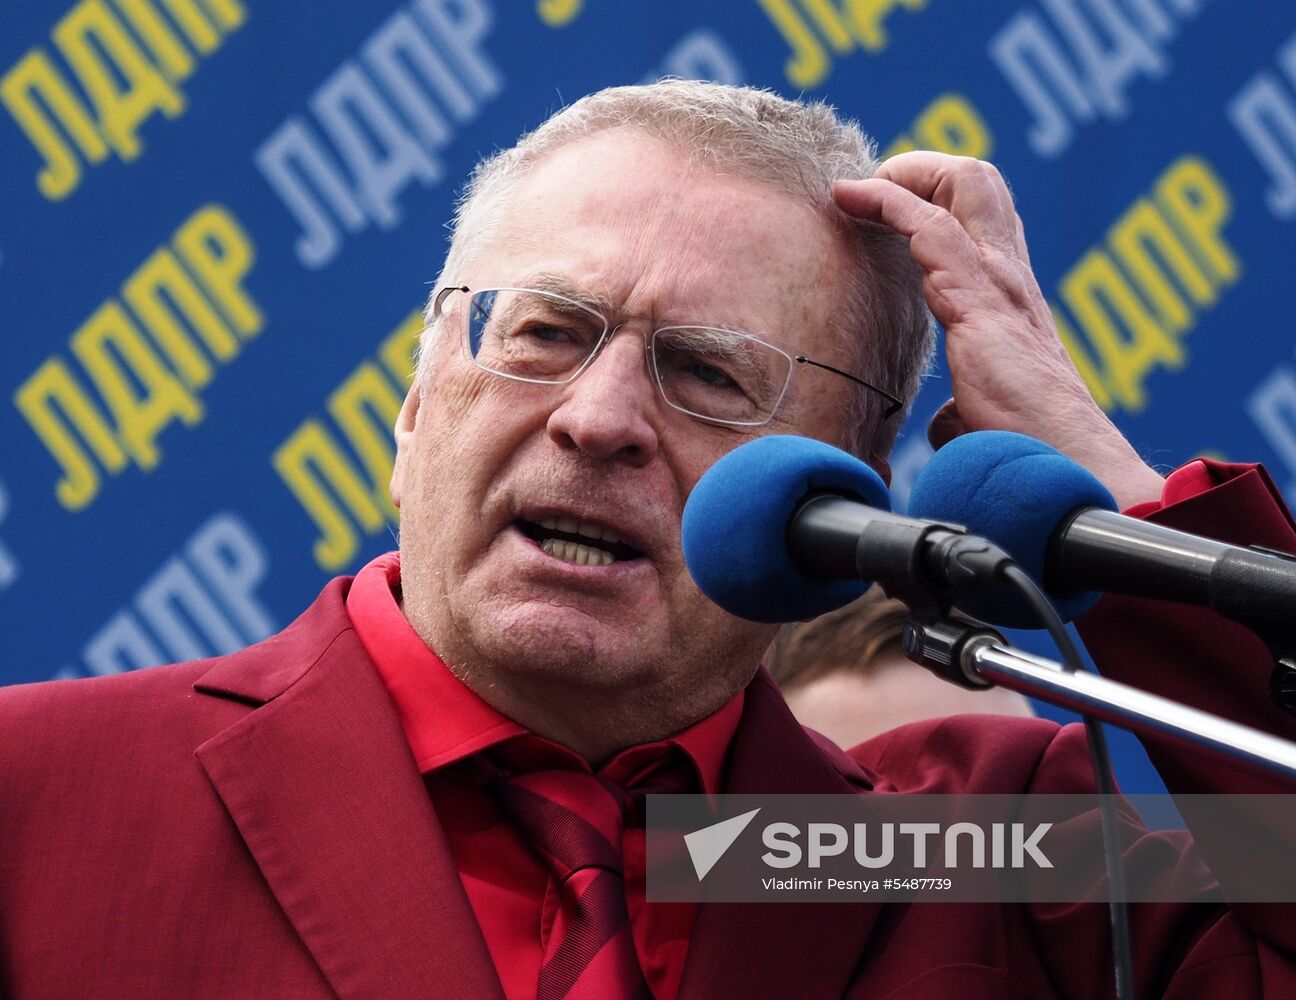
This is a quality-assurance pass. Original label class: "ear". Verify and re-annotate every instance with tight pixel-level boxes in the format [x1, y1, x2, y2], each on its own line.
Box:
[390, 384, 421, 510]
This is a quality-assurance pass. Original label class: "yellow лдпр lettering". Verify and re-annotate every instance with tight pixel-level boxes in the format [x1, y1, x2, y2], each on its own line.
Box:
[0, 50, 107, 200]
[536, 0, 582, 27]
[1061, 249, 1184, 412]
[114, 0, 199, 81]
[1156, 156, 1239, 286]
[1, 0, 245, 200]
[69, 302, 204, 469]
[122, 248, 238, 387]
[883, 94, 994, 161]
[759, 0, 927, 88]
[1053, 155, 1239, 414]
[273, 310, 424, 571]
[758, 0, 832, 89]
[327, 364, 405, 523]
[13, 205, 262, 510]
[379, 311, 424, 388]
[1107, 199, 1214, 336]
[53, 0, 185, 160]
[912, 94, 991, 159]
[848, 0, 928, 53]
[14, 361, 127, 511]
[273, 421, 387, 571]
[173, 205, 263, 337]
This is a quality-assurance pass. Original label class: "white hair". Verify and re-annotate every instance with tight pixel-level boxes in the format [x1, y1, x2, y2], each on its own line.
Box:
[418, 79, 934, 460]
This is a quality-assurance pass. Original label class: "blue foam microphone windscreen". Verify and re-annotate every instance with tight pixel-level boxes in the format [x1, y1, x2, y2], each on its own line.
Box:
[681, 435, 891, 623]
[906, 431, 1117, 626]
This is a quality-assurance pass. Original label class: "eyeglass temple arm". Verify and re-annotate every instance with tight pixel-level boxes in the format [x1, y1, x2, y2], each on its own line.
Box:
[793, 356, 904, 418]
[432, 285, 470, 319]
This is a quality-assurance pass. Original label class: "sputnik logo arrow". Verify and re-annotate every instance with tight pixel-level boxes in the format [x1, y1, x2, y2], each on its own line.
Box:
[683, 807, 761, 880]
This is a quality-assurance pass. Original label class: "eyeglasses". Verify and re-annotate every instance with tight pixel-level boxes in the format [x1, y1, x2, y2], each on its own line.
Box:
[431, 285, 903, 427]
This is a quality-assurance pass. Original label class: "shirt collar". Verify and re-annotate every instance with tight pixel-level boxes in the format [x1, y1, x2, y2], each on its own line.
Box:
[346, 552, 742, 794]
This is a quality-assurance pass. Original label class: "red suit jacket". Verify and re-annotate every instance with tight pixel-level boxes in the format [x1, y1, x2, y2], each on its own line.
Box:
[3, 464, 1295, 999]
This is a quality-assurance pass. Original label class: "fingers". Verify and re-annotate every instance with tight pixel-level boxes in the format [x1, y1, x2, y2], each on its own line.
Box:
[837, 152, 1028, 259]
[834, 152, 1046, 326]
[833, 177, 984, 280]
[877, 153, 1013, 237]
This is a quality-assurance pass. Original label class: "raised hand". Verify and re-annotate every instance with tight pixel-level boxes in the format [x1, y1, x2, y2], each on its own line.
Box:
[835, 151, 1164, 509]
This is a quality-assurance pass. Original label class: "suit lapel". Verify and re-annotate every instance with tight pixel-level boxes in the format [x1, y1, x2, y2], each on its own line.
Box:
[193, 583, 504, 1000]
[679, 671, 883, 1000]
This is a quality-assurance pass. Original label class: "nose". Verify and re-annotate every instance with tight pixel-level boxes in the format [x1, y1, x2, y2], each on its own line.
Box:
[546, 327, 661, 466]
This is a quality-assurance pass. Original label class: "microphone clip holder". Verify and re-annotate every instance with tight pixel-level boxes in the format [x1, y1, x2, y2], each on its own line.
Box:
[790, 495, 1017, 612]
[900, 614, 1002, 691]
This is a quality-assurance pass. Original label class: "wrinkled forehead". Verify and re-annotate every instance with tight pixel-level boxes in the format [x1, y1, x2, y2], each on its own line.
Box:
[464, 132, 851, 349]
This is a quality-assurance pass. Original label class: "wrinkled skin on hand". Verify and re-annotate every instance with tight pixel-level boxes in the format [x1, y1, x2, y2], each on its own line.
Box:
[835, 151, 1166, 510]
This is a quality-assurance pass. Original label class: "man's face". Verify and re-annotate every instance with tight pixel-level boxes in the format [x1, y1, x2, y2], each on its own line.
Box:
[392, 131, 860, 724]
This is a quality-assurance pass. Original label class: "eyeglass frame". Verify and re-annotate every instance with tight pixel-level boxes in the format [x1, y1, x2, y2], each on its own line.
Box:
[430, 284, 904, 426]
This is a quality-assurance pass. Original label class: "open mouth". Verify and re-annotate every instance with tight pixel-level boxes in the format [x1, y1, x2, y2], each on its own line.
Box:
[516, 517, 645, 567]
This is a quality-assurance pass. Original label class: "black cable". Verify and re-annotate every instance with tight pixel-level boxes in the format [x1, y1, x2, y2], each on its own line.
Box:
[1000, 563, 1135, 1000]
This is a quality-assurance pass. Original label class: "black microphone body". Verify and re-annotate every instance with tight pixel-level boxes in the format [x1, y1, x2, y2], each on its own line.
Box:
[789, 495, 1013, 599]
[1053, 508, 1296, 628]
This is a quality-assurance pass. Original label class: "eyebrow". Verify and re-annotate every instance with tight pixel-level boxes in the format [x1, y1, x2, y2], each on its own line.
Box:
[488, 289, 604, 330]
[508, 272, 769, 341]
[511, 272, 617, 316]
[657, 324, 755, 358]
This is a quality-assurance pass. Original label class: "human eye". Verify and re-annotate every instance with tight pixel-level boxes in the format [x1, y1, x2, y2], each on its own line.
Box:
[680, 357, 739, 390]
[474, 290, 602, 379]
[511, 317, 580, 344]
[657, 331, 751, 393]
[653, 327, 785, 424]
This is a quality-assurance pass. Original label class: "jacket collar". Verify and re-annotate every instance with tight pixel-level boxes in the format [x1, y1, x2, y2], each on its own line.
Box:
[193, 579, 505, 1000]
[193, 582, 882, 999]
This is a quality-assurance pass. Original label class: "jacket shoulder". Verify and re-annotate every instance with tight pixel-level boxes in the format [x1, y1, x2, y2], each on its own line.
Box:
[0, 657, 223, 742]
[848, 713, 1098, 794]
[0, 577, 359, 769]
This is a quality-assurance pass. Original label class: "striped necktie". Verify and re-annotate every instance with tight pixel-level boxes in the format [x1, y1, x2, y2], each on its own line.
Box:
[494, 770, 653, 1000]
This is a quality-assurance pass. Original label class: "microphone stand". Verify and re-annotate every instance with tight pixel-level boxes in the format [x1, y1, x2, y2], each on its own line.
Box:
[902, 615, 1296, 783]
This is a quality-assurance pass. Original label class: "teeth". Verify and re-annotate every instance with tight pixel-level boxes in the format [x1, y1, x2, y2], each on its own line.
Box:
[536, 517, 623, 545]
[541, 538, 615, 566]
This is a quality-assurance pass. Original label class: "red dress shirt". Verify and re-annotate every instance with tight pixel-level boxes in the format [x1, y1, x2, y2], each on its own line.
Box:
[345, 552, 743, 1000]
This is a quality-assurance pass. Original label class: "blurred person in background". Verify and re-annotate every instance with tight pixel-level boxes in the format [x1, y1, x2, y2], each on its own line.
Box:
[769, 589, 1033, 748]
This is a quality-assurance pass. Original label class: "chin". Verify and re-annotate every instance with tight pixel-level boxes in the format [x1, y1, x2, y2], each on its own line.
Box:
[469, 604, 661, 692]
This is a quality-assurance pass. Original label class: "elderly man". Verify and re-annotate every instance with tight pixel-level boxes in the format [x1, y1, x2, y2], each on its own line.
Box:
[2, 81, 1294, 999]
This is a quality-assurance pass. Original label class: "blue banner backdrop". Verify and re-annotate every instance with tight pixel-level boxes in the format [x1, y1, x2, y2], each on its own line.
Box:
[4, 0, 1296, 791]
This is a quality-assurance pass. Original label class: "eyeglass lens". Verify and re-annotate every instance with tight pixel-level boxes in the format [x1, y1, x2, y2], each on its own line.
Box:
[465, 288, 791, 425]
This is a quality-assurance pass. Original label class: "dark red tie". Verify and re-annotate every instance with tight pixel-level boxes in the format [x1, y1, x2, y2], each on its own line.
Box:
[494, 770, 653, 1000]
